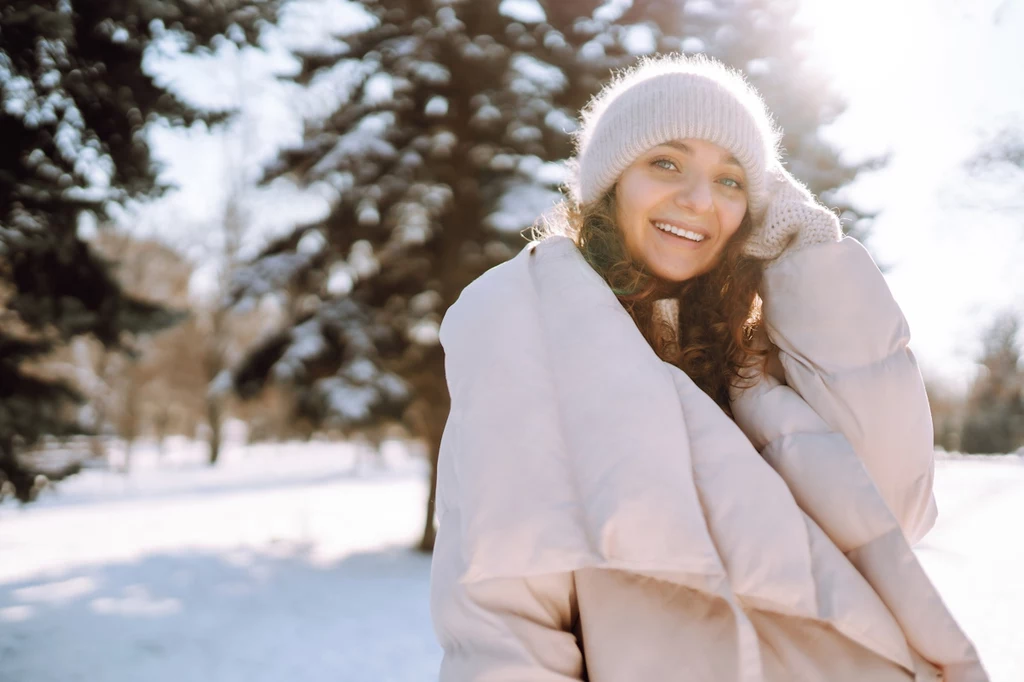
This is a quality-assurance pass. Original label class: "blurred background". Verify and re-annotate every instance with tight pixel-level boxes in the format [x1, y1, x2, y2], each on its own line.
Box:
[1, 0, 1022, 680]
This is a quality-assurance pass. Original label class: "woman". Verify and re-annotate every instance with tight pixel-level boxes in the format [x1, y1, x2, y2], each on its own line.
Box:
[429, 54, 987, 682]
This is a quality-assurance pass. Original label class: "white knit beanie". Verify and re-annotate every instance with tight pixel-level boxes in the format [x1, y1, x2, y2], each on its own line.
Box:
[567, 53, 783, 223]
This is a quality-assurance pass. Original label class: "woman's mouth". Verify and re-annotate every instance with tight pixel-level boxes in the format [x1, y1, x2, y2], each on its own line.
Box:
[651, 220, 707, 245]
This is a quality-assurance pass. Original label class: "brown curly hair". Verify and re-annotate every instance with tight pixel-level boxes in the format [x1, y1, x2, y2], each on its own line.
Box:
[532, 189, 772, 417]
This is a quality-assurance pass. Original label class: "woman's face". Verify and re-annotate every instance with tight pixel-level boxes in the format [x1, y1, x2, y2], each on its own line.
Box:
[614, 138, 748, 282]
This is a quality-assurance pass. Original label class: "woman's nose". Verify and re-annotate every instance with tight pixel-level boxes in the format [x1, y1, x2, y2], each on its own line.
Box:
[673, 177, 714, 214]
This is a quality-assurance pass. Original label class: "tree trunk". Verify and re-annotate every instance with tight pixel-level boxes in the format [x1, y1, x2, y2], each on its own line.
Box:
[121, 362, 141, 474]
[203, 307, 226, 467]
[418, 429, 441, 553]
[123, 437, 134, 474]
[89, 351, 111, 459]
[207, 397, 222, 465]
[155, 408, 170, 458]
[0, 436, 41, 502]
[411, 383, 448, 553]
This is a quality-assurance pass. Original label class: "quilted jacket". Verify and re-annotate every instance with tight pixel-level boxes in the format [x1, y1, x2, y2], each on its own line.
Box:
[429, 236, 987, 682]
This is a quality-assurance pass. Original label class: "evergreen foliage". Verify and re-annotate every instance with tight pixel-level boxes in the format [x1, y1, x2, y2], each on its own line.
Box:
[0, 0, 276, 501]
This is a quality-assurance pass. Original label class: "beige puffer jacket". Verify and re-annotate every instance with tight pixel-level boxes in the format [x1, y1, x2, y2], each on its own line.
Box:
[429, 236, 987, 682]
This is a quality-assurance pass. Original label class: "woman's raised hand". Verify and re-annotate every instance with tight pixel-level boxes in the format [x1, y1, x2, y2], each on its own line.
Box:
[742, 163, 842, 261]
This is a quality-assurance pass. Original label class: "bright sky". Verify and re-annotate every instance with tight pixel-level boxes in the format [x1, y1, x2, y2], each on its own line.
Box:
[795, 0, 1024, 389]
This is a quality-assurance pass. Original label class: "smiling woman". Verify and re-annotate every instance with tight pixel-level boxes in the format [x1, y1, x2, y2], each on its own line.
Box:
[431, 51, 988, 682]
[530, 52, 792, 410]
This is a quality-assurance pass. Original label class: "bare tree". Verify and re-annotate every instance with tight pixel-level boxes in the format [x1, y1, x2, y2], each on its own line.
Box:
[957, 121, 1024, 215]
[923, 375, 967, 452]
[63, 231, 199, 467]
[961, 310, 1024, 454]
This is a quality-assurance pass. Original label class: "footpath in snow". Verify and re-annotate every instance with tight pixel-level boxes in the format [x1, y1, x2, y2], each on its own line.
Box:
[0, 439, 1021, 681]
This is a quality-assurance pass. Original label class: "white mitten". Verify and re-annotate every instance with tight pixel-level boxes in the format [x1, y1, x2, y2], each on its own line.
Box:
[743, 163, 842, 260]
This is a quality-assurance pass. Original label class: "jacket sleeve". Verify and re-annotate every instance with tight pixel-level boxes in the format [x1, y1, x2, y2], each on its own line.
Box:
[430, 557, 585, 681]
[430, 406, 585, 681]
[430, 251, 586, 681]
[740, 237, 938, 544]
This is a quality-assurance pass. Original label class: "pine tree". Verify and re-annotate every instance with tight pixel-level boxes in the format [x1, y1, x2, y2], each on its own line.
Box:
[960, 311, 1024, 454]
[230, 0, 872, 550]
[0, 0, 276, 501]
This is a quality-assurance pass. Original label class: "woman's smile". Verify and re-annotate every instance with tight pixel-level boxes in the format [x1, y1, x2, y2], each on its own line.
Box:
[650, 219, 709, 249]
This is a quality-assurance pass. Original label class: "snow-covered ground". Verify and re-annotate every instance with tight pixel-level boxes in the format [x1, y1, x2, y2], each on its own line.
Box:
[1, 440, 1021, 681]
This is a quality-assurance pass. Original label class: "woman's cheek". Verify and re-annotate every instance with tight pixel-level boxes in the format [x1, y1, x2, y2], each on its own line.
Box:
[724, 199, 748, 234]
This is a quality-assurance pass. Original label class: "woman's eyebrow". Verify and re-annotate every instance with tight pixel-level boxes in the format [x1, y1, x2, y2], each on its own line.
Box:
[657, 140, 743, 169]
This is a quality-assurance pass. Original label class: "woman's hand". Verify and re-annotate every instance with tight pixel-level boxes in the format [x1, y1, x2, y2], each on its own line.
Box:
[742, 163, 843, 261]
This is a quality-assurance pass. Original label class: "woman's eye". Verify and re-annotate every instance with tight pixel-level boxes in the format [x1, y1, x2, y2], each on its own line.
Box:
[720, 177, 744, 190]
[652, 157, 678, 171]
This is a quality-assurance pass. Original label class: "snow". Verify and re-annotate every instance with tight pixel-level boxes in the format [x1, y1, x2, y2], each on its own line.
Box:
[318, 377, 378, 421]
[915, 457, 1024, 680]
[409, 290, 442, 315]
[342, 358, 377, 384]
[621, 24, 657, 56]
[229, 251, 315, 300]
[301, 59, 376, 122]
[1, 41, 119, 206]
[347, 239, 379, 278]
[579, 39, 606, 61]
[430, 131, 457, 157]
[485, 182, 563, 233]
[471, 103, 502, 127]
[356, 201, 381, 228]
[424, 95, 449, 117]
[594, 0, 634, 23]
[681, 0, 717, 18]
[488, 152, 518, 172]
[144, 35, 299, 116]
[296, 229, 327, 255]
[508, 124, 543, 144]
[280, 319, 327, 366]
[509, 54, 567, 95]
[498, 0, 546, 24]
[241, 182, 335, 257]
[517, 155, 568, 185]
[2, 444, 1021, 681]
[326, 262, 355, 296]
[362, 71, 396, 106]
[75, 210, 99, 242]
[412, 62, 451, 87]
[544, 108, 578, 134]
[406, 319, 441, 347]
[376, 373, 409, 402]
[273, 0, 380, 57]
[0, 438, 438, 682]
[680, 36, 706, 54]
[309, 112, 397, 177]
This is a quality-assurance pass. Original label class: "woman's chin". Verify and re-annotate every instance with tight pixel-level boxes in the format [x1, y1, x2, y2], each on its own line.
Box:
[645, 252, 704, 283]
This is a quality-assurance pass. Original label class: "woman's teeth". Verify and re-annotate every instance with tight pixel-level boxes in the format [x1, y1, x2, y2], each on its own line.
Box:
[652, 221, 705, 242]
